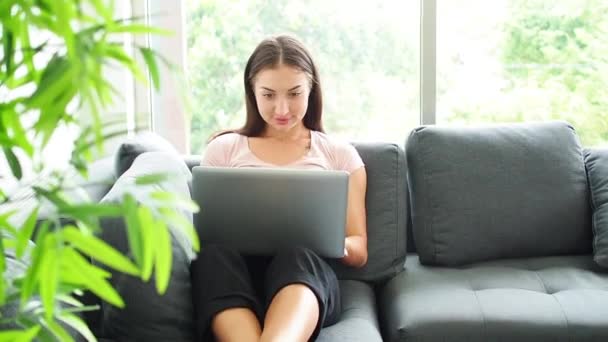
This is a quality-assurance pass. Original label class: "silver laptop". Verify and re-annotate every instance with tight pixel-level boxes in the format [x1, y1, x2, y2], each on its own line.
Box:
[192, 166, 348, 258]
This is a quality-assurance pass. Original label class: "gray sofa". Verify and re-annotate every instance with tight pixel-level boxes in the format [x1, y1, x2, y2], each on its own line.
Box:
[85, 121, 608, 341]
[382, 121, 608, 342]
[83, 140, 406, 342]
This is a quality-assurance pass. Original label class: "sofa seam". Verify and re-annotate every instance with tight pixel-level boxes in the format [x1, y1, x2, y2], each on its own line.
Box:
[531, 269, 549, 294]
[393, 143, 400, 265]
[531, 268, 571, 340]
[468, 277, 486, 340]
[472, 290, 487, 340]
[584, 152, 599, 256]
[416, 132, 437, 263]
[550, 293, 572, 341]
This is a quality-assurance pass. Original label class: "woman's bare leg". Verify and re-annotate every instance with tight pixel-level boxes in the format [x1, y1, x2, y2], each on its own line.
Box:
[260, 284, 320, 342]
[211, 307, 262, 342]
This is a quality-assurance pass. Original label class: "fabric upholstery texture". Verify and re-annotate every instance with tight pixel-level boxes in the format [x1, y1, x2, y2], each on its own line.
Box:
[381, 254, 608, 342]
[317, 280, 383, 342]
[584, 148, 608, 268]
[406, 121, 592, 266]
[328, 143, 408, 282]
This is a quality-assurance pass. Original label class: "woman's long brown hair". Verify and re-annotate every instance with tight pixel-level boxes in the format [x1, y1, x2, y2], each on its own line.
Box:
[211, 35, 324, 141]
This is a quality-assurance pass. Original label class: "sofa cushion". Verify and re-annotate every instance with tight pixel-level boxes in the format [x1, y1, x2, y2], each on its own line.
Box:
[328, 143, 408, 283]
[114, 132, 179, 177]
[585, 148, 608, 268]
[97, 151, 195, 341]
[185, 155, 201, 171]
[406, 121, 592, 266]
[317, 280, 383, 342]
[380, 254, 608, 342]
[75, 155, 117, 202]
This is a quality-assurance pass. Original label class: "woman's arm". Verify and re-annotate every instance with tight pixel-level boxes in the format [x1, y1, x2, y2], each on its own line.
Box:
[341, 167, 368, 268]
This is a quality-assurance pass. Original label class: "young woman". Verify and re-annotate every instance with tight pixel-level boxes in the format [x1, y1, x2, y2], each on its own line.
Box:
[190, 35, 368, 342]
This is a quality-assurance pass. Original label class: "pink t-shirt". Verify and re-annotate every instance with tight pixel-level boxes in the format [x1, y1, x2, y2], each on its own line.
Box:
[201, 131, 364, 174]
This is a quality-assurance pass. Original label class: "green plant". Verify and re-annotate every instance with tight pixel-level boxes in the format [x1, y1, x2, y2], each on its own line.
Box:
[0, 1, 199, 341]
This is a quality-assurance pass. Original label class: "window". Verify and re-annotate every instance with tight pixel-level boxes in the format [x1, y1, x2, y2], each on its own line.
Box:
[437, 0, 608, 146]
[148, 0, 608, 151]
[185, 0, 420, 152]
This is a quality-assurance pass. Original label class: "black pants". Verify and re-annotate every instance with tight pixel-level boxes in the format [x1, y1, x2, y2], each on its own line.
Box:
[190, 245, 341, 341]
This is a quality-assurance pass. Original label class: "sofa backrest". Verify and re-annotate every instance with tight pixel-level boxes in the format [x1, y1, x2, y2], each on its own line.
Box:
[188, 142, 409, 283]
[329, 143, 408, 283]
[406, 121, 592, 266]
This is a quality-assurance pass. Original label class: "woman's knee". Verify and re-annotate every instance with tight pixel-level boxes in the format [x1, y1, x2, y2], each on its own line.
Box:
[265, 246, 333, 289]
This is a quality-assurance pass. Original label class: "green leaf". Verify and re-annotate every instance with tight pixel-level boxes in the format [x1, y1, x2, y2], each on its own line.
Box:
[57, 313, 96, 342]
[3, 147, 22, 180]
[2, 238, 17, 251]
[2, 108, 33, 156]
[3, 26, 14, 76]
[160, 208, 200, 252]
[137, 206, 155, 281]
[0, 2, 13, 19]
[151, 191, 200, 213]
[78, 89, 101, 150]
[123, 194, 143, 267]
[0, 234, 5, 306]
[89, 0, 113, 23]
[0, 135, 13, 148]
[62, 226, 139, 276]
[88, 73, 116, 108]
[60, 249, 124, 308]
[56, 294, 83, 308]
[40, 317, 74, 342]
[154, 220, 172, 294]
[5, 72, 35, 89]
[0, 326, 41, 342]
[18, 23, 37, 82]
[14, 325, 41, 342]
[135, 173, 168, 185]
[139, 47, 160, 90]
[104, 44, 145, 82]
[110, 24, 172, 35]
[21, 223, 49, 306]
[59, 203, 123, 219]
[36, 88, 78, 148]
[39, 242, 58, 321]
[0, 209, 18, 236]
[28, 56, 72, 109]
[16, 207, 39, 258]
[32, 186, 69, 208]
[49, 0, 76, 60]
[60, 253, 111, 283]
[28, 57, 77, 147]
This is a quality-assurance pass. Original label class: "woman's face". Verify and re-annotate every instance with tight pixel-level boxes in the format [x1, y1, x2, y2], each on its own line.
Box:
[253, 64, 311, 134]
